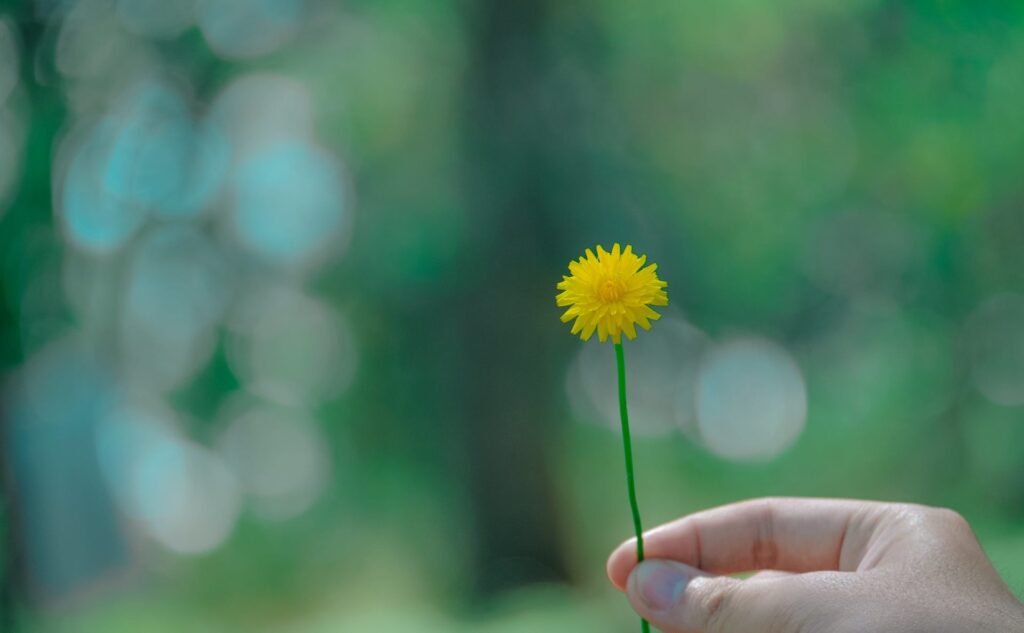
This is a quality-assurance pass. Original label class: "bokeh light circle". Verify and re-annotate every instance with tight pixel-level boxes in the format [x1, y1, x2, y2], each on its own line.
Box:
[55, 0, 142, 80]
[197, 0, 305, 60]
[138, 442, 240, 554]
[119, 226, 231, 391]
[104, 82, 194, 207]
[56, 118, 147, 253]
[218, 399, 331, 521]
[107, 80, 229, 219]
[10, 333, 114, 428]
[566, 316, 709, 437]
[95, 397, 181, 520]
[695, 338, 807, 461]
[229, 140, 350, 270]
[227, 284, 357, 406]
[209, 73, 314, 156]
[95, 398, 241, 555]
[56, 78, 227, 251]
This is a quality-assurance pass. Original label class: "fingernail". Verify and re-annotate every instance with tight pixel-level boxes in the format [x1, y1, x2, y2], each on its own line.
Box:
[632, 561, 692, 611]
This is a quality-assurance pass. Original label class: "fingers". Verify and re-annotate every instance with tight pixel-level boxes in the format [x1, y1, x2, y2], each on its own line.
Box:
[626, 560, 808, 633]
[608, 497, 885, 590]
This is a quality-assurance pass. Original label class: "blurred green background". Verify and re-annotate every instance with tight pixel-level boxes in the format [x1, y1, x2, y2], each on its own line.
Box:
[2, 0, 1024, 631]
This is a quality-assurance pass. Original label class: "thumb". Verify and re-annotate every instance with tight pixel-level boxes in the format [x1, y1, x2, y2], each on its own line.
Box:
[626, 560, 795, 633]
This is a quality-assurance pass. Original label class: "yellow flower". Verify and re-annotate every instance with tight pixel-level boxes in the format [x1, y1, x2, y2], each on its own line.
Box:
[556, 243, 668, 343]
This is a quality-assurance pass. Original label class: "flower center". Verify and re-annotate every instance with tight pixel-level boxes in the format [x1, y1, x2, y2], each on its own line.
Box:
[598, 278, 625, 302]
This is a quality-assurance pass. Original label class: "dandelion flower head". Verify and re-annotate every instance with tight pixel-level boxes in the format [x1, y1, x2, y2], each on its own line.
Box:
[556, 243, 668, 344]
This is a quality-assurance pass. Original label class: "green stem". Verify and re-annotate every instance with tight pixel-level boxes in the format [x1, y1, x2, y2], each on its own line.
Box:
[615, 342, 650, 633]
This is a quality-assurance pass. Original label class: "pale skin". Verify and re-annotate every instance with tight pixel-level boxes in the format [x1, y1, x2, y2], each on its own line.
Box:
[607, 498, 1024, 633]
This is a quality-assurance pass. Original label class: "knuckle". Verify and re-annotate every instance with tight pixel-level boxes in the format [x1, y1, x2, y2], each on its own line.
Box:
[891, 504, 975, 543]
[888, 503, 936, 527]
[751, 499, 779, 569]
[898, 503, 964, 524]
[757, 496, 787, 510]
[928, 507, 976, 544]
[930, 506, 968, 528]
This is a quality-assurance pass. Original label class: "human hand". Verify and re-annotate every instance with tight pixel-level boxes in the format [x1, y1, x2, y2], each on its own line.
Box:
[607, 498, 1024, 633]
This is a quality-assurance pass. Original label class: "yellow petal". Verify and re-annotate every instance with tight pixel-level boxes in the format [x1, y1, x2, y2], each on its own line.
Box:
[556, 244, 669, 343]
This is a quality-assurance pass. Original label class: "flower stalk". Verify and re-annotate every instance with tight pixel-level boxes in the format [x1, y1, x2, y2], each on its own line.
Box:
[555, 244, 666, 633]
[615, 341, 649, 633]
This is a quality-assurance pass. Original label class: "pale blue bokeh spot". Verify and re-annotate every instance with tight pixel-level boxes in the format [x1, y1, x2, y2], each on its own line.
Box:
[198, 0, 304, 59]
[61, 119, 147, 253]
[119, 226, 230, 390]
[231, 140, 347, 269]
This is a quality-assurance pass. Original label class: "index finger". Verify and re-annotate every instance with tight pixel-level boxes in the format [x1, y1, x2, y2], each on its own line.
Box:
[607, 497, 886, 590]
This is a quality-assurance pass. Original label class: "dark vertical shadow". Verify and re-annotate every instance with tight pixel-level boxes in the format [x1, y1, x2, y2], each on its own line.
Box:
[458, 0, 571, 596]
[0, 4, 30, 628]
[0, 6, 57, 627]
[0, 403, 21, 633]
